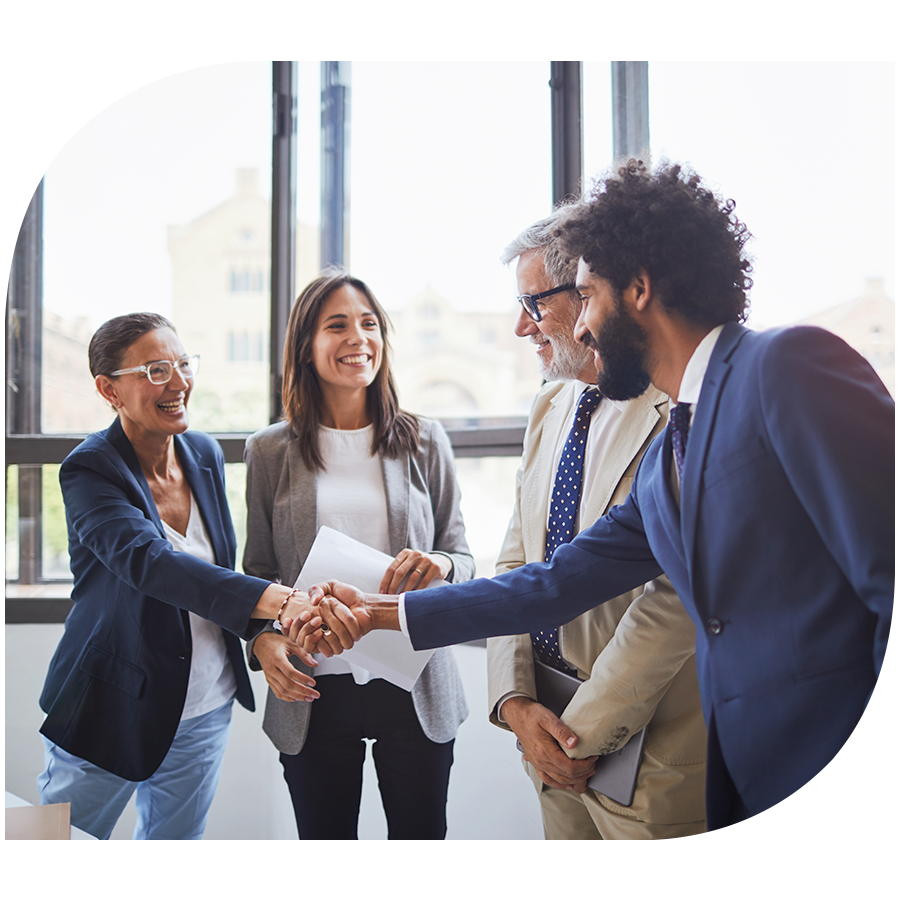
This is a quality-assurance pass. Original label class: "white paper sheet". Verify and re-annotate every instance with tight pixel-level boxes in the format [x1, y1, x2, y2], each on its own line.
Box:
[293, 527, 438, 691]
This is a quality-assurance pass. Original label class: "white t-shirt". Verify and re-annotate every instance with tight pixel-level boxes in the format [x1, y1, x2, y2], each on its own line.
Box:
[162, 491, 237, 720]
[313, 424, 390, 684]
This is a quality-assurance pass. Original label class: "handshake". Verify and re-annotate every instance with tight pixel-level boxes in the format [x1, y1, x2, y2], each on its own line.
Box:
[284, 581, 400, 656]
[256, 582, 402, 703]
[255, 546, 449, 703]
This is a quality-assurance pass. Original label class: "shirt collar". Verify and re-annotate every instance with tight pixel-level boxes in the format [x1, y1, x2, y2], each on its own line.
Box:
[674, 324, 725, 406]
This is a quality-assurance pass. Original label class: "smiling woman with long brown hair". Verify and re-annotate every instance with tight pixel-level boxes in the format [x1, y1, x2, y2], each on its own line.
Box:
[244, 268, 473, 840]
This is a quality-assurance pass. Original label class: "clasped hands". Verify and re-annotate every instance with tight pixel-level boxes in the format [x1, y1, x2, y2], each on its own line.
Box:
[279, 582, 371, 657]
[501, 697, 598, 793]
[252, 583, 373, 703]
[254, 549, 445, 703]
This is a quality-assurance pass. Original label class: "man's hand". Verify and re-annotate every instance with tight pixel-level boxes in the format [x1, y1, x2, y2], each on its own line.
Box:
[502, 697, 598, 793]
[305, 581, 402, 638]
[253, 632, 320, 702]
[284, 590, 364, 656]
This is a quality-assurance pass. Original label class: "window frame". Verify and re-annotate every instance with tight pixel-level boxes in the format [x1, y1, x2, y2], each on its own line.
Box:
[5, 61, 646, 623]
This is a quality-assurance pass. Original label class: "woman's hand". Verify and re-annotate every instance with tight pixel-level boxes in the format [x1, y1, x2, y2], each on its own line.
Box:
[285, 593, 364, 657]
[253, 632, 320, 702]
[252, 584, 314, 623]
[378, 549, 452, 593]
[303, 581, 401, 637]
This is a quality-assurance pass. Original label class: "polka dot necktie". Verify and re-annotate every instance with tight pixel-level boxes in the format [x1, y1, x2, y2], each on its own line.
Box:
[669, 402, 692, 483]
[531, 387, 603, 675]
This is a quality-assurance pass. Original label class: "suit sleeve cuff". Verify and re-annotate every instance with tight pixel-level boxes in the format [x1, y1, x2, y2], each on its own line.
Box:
[398, 591, 409, 637]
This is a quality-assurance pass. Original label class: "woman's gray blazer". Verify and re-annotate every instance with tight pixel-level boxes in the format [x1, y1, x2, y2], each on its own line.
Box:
[243, 417, 472, 753]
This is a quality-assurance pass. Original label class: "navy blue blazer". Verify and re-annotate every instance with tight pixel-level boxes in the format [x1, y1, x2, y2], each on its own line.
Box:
[406, 324, 894, 827]
[39, 418, 271, 781]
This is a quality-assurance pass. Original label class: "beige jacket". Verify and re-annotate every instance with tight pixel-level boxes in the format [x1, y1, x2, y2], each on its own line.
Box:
[487, 380, 707, 825]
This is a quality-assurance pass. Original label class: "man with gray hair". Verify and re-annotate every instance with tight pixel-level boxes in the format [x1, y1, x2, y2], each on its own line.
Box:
[486, 208, 707, 839]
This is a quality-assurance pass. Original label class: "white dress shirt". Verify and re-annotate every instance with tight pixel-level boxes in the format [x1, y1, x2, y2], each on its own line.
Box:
[672, 325, 725, 415]
[668, 325, 724, 500]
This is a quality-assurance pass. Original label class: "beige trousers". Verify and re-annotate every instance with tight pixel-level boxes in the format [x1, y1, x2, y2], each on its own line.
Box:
[524, 759, 706, 840]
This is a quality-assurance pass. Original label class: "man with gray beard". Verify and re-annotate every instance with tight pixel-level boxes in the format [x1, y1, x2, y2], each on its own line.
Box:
[485, 210, 707, 839]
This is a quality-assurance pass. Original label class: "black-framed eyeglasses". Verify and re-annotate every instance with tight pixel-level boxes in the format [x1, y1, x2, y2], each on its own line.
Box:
[109, 354, 201, 385]
[516, 283, 576, 322]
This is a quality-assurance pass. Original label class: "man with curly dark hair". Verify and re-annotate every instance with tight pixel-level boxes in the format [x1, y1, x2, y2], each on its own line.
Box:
[561, 159, 753, 327]
[304, 159, 894, 833]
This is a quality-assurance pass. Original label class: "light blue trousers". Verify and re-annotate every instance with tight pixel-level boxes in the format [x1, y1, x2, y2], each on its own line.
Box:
[37, 699, 233, 840]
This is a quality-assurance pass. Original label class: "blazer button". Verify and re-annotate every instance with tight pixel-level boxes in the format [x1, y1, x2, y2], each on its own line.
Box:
[706, 618, 724, 635]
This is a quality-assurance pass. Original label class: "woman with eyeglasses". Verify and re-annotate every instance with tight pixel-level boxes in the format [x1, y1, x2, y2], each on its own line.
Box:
[243, 269, 473, 839]
[36, 312, 341, 840]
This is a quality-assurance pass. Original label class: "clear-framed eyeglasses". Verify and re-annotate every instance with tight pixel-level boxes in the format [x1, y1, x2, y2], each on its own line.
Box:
[109, 354, 201, 385]
[516, 283, 576, 323]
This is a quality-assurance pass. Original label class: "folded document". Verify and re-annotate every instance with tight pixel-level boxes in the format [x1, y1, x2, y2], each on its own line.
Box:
[293, 527, 437, 691]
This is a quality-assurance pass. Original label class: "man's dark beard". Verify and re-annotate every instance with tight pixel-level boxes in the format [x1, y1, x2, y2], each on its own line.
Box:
[584, 295, 651, 401]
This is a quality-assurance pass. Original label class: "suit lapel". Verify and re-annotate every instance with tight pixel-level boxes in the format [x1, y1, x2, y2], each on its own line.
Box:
[381, 452, 410, 556]
[581, 387, 666, 520]
[288, 440, 320, 565]
[106, 421, 231, 571]
[106, 418, 164, 535]
[525, 386, 570, 560]
[681, 324, 747, 571]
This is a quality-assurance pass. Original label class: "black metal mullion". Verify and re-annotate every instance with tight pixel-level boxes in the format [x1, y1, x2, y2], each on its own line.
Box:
[550, 61, 583, 205]
[7, 182, 43, 435]
[270, 61, 298, 425]
[7, 181, 44, 584]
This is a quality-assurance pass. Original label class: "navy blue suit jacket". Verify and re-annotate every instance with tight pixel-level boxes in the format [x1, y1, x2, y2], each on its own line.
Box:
[39, 418, 271, 781]
[407, 324, 894, 827]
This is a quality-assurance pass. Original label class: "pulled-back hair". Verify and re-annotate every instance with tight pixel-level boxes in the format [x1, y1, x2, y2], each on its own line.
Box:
[557, 159, 753, 326]
[282, 268, 419, 471]
[88, 312, 175, 378]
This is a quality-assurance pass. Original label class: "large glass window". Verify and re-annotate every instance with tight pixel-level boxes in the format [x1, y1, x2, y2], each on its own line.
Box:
[345, 62, 558, 578]
[580, 61, 894, 395]
[648, 62, 894, 334]
[8, 61, 542, 594]
[11, 60, 894, 598]
[348, 62, 554, 423]
[582, 63, 614, 187]
[40, 62, 277, 436]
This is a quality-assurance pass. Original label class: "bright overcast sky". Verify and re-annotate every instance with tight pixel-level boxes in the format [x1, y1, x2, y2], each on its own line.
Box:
[3, 60, 893, 337]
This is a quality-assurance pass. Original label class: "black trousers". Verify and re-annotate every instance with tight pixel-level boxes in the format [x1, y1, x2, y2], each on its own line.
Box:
[279, 674, 455, 840]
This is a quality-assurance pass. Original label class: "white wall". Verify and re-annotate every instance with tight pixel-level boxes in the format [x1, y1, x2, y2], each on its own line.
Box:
[5, 625, 542, 840]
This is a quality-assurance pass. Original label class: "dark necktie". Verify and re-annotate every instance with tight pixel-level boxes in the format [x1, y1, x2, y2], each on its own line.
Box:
[670, 401, 692, 483]
[531, 387, 602, 675]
